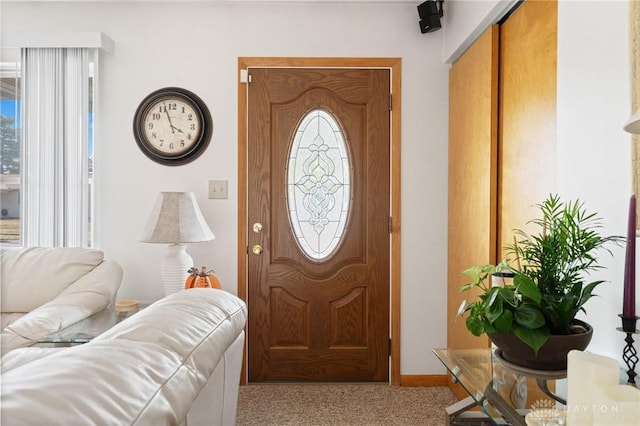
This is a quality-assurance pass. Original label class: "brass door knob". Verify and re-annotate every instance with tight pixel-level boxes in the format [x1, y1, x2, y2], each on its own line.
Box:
[253, 222, 263, 233]
[252, 244, 263, 255]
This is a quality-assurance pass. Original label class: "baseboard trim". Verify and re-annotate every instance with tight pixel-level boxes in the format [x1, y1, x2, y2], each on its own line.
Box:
[399, 374, 448, 387]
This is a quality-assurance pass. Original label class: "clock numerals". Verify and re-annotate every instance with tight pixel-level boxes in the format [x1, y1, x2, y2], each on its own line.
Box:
[159, 103, 177, 112]
[156, 140, 187, 151]
[144, 99, 199, 154]
[134, 87, 212, 165]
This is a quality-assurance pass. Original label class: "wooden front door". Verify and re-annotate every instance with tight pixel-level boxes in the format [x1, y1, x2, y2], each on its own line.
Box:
[247, 68, 390, 382]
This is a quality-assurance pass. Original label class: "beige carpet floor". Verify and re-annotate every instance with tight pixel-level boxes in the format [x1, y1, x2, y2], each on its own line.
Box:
[236, 383, 458, 426]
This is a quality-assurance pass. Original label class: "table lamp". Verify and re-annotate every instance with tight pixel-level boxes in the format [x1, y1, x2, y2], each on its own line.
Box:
[624, 109, 640, 134]
[139, 192, 215, 296]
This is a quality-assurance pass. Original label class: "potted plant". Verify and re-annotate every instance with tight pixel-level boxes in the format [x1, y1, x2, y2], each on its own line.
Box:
[457, 194, 623, 370]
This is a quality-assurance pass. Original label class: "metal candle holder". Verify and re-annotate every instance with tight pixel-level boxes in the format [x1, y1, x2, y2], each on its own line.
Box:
[617, 314, 639, 386]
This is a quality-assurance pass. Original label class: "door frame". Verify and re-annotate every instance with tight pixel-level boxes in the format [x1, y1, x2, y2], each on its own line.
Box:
[237, 57, 402, 385]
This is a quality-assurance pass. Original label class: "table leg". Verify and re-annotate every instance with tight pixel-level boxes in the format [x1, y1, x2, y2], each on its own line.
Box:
[483, 385, 526, 426]
[536, 378, 566, 405]
[445, 395, 494, 425]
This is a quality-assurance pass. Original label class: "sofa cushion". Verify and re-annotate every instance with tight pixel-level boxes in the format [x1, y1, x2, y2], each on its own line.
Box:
[1, 248, 123, 354]
[1, 247, 104, 313]
[1, 346, 66, 373]
[0, 312, 24, 330]
[0, 289, 247, 426]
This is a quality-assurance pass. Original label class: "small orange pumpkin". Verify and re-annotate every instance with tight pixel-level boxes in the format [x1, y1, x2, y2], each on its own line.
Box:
[185, 266, 221, 290]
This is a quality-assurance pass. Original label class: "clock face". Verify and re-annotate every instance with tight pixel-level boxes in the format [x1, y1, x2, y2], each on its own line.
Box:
[133, 88, 212, 165]
[142, 97, 203, 155]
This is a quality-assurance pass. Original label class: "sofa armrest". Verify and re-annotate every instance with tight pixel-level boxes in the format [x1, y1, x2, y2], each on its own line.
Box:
[1, 346, 67, 373]
[1, 260, 123, 353]
[54, 259, 123, 310]
[183, 331, 245, 426]
[1, 290, 247, 426]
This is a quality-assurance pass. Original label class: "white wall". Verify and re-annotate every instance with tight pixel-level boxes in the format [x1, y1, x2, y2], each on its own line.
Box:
[0, 1, 451, 375]
[3, 0, 634, 376]
[557, 0, 635, 362]
[442, 0, 515, 63]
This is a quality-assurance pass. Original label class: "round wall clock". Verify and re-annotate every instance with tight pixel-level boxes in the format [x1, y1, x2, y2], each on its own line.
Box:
[133, 87, 213, 166]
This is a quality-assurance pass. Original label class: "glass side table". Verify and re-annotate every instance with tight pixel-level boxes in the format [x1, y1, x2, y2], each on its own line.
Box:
[37, 304, 146, 345]
[433, 348, 567, 426]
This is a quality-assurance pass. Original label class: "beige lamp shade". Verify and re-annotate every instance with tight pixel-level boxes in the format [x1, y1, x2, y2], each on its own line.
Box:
[139, 192, 214, 243]
[139, 192, 214, 296]
[623, 109, 640, 134]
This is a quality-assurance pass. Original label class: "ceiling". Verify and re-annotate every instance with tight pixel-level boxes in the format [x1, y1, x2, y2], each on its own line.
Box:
[5, 0, 417, 3]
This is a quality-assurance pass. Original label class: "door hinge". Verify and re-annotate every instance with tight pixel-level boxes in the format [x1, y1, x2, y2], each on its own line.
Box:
[240, 69, 251, 84]
[388, 93, 392, 111]
[388, 216, 393, 234]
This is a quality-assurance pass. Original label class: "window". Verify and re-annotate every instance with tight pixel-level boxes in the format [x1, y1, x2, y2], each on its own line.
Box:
[286, 109, 351, 260]
[0, 49, 96, 248]
[0, 62, 21, 246]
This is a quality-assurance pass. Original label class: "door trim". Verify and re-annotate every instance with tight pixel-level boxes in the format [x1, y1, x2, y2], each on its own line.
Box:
[237, 57, 402, 385]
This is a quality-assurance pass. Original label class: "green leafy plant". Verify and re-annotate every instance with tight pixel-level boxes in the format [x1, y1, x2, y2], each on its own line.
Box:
[457, 194, 623, 353]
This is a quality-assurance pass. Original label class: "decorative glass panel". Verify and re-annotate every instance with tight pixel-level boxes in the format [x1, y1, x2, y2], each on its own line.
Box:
[287, 109, 351, 260]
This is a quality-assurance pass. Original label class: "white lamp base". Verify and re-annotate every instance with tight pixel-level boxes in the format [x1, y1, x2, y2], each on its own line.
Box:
[160, 243, 193, 296]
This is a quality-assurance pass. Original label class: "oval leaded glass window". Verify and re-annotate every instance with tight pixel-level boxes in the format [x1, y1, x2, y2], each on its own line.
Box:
[287, 109, 351, 260]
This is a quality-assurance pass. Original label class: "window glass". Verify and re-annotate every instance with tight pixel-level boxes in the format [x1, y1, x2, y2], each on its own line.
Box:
[0, 62, 21, 246]
[286, 109, 351, 260]
[0, 59, 95, 247]
[88, 65, 94, 246]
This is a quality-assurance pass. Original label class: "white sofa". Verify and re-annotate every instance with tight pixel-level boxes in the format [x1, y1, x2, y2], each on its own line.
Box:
[1, 289, 247, 426]
[1, 246, 124, 354]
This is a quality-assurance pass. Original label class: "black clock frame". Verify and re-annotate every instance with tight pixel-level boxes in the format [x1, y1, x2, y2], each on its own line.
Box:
[133, 87, 213, 166]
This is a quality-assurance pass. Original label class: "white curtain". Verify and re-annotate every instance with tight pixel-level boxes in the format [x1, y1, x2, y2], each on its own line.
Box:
[21, 48, 90, 247]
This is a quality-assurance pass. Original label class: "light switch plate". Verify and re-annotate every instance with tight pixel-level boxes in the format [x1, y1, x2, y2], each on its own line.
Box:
[208, 180, 228, 199]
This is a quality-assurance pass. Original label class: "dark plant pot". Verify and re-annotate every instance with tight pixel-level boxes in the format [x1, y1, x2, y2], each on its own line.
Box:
[487, 319, 593, 371]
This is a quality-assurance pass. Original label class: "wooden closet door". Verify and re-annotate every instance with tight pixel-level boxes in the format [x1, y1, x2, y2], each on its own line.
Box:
[498, 0, 557, 256]
[447, 25, 499, 352]
[446, 2, 557, 402]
